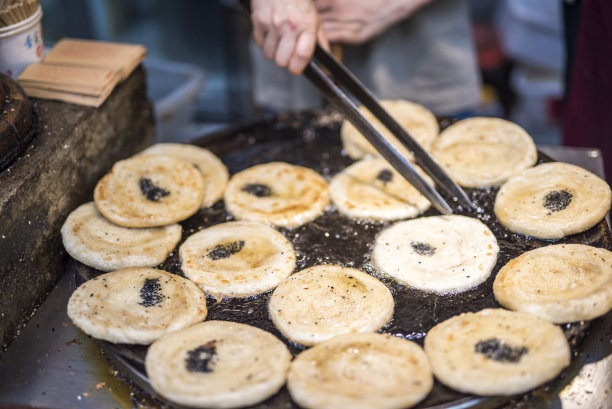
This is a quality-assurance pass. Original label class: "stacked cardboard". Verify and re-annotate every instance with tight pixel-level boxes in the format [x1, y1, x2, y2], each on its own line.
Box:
[18, 38, 146, 107]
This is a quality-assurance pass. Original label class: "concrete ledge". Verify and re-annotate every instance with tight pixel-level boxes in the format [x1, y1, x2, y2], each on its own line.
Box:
[0, 66, 154, 350]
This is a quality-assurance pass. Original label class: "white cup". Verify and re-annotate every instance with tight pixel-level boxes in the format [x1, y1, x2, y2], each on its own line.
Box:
[0, 5, 44, 78]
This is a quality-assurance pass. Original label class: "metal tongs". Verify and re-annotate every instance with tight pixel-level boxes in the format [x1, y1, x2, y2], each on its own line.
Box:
[304, 44, 473, 214]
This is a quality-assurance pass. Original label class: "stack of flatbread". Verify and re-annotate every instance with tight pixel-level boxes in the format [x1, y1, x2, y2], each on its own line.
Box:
[62, 143, 228, 272]
[61, 104, 612, 409]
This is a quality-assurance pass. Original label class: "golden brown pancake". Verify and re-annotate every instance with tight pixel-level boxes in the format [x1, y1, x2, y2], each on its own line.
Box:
[288, 332, 433, 409]
[493, 244, 612, 323]
[268, 264, 394, 346]
[140, 143, 229, 208]
[431, 117, 537, 187]
[179, 221, 296, 298]
[224, 162, 330, 228]
[329, 157, 432, 221]
[67, 267, 207, 344]
[94, 154, 205, 228]
[145, 320, 291, 408]
[424, 308, 570, 396]
[340, 99, 439, 161]
[61, 202, 181, 272]
[494, 162, 612, 239]
[373, 215, 499, 294]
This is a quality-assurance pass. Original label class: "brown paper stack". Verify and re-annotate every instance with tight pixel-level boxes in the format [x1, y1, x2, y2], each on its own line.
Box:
[18, 38, 146, 107]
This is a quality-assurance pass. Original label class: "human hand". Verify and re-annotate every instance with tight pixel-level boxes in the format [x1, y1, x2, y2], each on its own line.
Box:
[315, 0, 432, 44]
[251, 0, 329, 74]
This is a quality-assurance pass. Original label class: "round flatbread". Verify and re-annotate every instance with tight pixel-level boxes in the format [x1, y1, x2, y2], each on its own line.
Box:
[287, 332, 433, 409]
[494, 162, 612, 239]
[224, 162, 330, 228]
[179, 221, 296, 298]
[493, 244, 612, 323]
[424, 308, 570, 396]
[67, 267, 207, 344]
[431, 117, 537, 187]
[340, 99, 439, 161]
[145, 320, 291, 409]
[140, 143, 229, 207]
[329, 157, 432, 221]
[373, 215, 499, 294]
[61, 202, 182, 272]
[268, 264, 394, 346]
[94, 154, 205, 228]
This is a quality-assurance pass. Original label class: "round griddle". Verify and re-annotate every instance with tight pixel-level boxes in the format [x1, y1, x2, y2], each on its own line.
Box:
[75, 109, 612, 409]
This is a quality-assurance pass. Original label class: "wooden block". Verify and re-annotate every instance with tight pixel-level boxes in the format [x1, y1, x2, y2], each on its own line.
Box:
[18, 63, 120, 96]
[22, 85, 113, 108]
[17, 38, 147, 107]
[43, 38, 146, 80]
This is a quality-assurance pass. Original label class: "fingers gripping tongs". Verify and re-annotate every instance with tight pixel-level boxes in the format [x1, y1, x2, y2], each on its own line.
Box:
[303, 44, 473, 214]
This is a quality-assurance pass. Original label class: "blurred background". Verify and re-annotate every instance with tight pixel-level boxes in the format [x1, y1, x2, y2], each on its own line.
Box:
[40, 0, 566, 146]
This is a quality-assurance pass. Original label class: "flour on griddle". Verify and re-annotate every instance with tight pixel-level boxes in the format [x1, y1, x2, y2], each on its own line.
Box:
[329, 157, 432, 221]
[288, 332, 433, 409]
[94, 154, 205, 228]
[494, 244, 612, 323]
[224, 162, 330, 228]
[145, 320, 291, 409]
[268, 265, 394, 346]
[373, 215, 499, 294]
[67, 267, 207, 344]
[431, 117, 537, 188]
[61, 202, 182, 272]
[494, 162, 612, 239]
[424, 309, 570, 396]
[340, 99, 439, 161]
[139, 143, 229, 208]
[179, 221, 296, 298]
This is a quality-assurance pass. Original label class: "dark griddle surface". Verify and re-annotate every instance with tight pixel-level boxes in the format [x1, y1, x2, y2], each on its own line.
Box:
[76, 110, 611, 409]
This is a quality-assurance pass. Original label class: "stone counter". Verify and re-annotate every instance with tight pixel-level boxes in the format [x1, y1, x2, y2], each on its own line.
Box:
[0, 66, 154, 351]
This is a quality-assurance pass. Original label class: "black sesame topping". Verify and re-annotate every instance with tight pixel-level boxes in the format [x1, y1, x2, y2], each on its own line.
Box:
[138, 278, 164, 307]
[411, 241, 436, 256]
[139, 178, 170, 202]
[241, 183, 272, 197]
[376, 169, 393, 184]
[207, 240, 245, 260]
[475, 338, 528, 363]
[185, 341, 217, 373]
[543, 189, 572, 213]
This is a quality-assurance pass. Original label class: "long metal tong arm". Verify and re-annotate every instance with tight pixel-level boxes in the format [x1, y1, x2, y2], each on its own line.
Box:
[304, 58, 453, 215]
[309, 45, 474, 210]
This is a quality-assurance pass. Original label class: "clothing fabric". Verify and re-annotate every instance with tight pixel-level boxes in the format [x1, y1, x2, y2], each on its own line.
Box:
[249, 0, 481, 116]
[563, 0, 612, 180]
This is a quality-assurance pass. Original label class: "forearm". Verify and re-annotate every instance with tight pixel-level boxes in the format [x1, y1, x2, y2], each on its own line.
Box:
[316, 0, 435, 44]
[390, 0, 434, 20]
